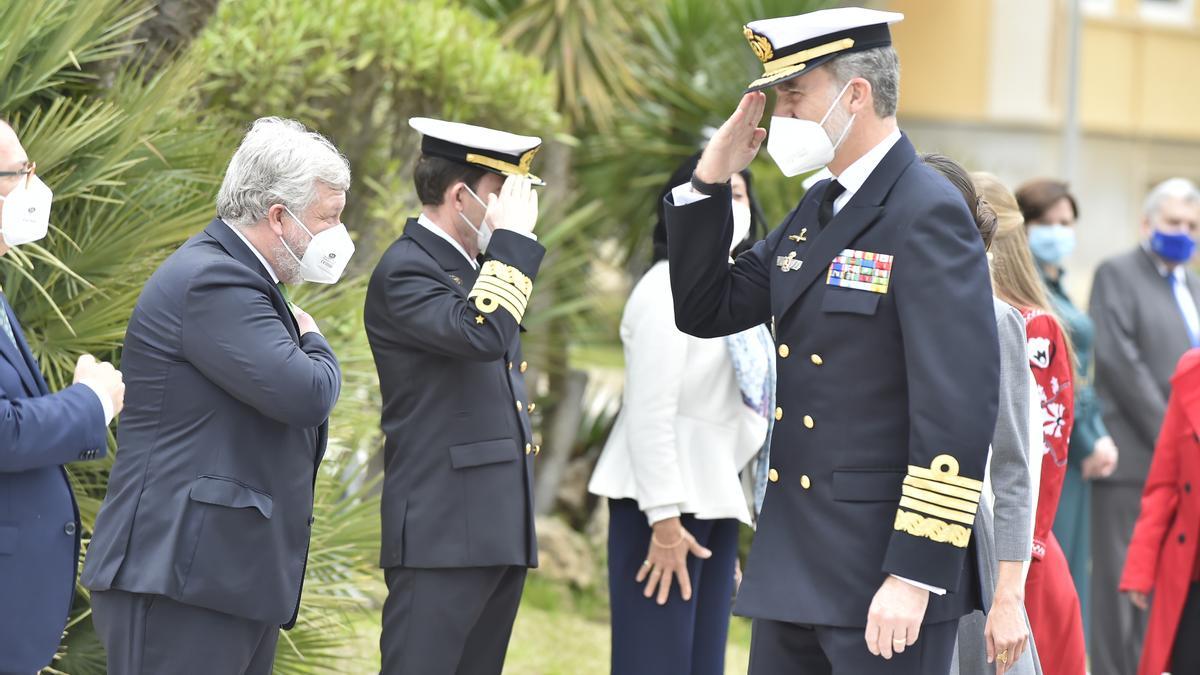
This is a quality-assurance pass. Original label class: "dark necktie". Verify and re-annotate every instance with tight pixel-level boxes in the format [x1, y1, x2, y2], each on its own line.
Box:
[817, 180, 846, 231]
[276, 282, 291, 306]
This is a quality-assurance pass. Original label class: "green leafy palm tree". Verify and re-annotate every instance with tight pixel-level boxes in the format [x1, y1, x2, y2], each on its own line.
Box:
[2, 2, 386, 672]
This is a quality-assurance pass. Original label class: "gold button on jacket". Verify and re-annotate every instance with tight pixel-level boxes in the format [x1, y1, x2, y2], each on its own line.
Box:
[775, 407, 784, 421]
[778, 344, 790, 358]
[768, 468, 780, 483]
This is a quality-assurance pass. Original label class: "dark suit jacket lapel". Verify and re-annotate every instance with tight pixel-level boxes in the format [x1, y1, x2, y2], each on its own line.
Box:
[403, 217, 480, 294]
[0, 293, 42, 397]
[203, 218, 300, 339]
[774, 135, 916, 320]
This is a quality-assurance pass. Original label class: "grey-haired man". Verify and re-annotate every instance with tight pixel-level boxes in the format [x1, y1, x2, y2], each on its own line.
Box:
[82, 117, 348, 675]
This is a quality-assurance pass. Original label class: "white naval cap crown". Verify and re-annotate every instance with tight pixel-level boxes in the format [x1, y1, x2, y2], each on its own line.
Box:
[742, 7, 904, 92]
[408, 117, 544, 186]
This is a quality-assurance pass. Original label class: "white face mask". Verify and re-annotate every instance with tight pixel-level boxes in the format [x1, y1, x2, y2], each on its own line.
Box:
[731, 201, 752, 253]
[280, 206, 355, 284]
[458, 185, 493, 255]
[0, 173, 53, 247]
[766, 80, 856, 177]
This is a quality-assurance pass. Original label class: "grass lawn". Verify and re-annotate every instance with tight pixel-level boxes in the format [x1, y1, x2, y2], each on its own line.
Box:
[345, 575, 752, 674]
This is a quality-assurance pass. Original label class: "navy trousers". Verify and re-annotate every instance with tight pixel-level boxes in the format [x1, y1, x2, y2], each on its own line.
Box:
[607, 498, 741, 675]
[748, 617, 959, 675]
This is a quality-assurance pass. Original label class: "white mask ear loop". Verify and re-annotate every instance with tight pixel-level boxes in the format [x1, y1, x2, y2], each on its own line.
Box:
[818, 79, 855, 127]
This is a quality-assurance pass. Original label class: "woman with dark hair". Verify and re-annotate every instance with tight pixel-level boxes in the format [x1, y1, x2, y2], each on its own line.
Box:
[923, 154, 1041, 675]
[589, 153, 772, 675]
[1015, 178, 1116, 638]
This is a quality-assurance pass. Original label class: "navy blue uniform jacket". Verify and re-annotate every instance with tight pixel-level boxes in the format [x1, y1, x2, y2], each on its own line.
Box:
[665, 135, 999, 627]
[365, 222, 543, 570]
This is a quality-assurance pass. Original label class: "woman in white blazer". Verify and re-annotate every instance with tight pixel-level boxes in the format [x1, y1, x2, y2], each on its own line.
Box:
[589, 155, 772, 675]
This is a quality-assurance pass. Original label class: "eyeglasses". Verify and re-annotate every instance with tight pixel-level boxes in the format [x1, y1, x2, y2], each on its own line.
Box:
[0, 161, 34, 178]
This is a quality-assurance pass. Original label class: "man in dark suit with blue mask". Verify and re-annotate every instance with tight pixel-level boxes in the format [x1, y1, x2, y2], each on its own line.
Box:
[0, 119, 125, 675]
[664, 7, 999, 674]
[81, 117, 347, 675]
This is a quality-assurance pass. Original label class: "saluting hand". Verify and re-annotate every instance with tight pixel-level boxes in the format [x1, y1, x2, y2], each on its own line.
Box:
[485, 175, 538, 236]
[636, 517, 712, 606]
[694, 92, 768, 185]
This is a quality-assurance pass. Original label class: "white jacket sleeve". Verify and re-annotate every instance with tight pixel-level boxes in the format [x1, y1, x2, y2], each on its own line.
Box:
[622, 270, 690, 524]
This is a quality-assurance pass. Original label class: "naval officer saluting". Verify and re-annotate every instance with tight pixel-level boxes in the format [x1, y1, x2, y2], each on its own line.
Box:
[365, 118, 545, 675]
[664, 8, 1000, 673]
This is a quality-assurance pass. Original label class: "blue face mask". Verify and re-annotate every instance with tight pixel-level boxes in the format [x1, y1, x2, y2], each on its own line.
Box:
[1027, 224, 1076, 266]
[1150, 229, 1196, 264]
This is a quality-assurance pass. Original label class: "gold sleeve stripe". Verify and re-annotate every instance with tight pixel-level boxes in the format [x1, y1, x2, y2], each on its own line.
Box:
[902, 485, 980, 516]
[907, 454, 984, 491]
[894, 509, 972, 548]
[898, 496, 976, 526]
[472, 277, 528, 313]
[469, 261, 534, 323]
[479, 260, 533, 296]
[471, 292, 524, 323]
[903, 476, 982, 503]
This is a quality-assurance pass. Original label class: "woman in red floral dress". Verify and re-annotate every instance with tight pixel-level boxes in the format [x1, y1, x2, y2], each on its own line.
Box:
[976, 173, 1087, 675]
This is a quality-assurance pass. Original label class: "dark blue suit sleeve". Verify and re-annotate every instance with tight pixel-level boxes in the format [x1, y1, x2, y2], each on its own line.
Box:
[882, 197, 1000, 591]
[664, 186, 781, 338]
[380, 229, 545, 361]
[0, 382, 106, 473]
[180, 260, 341, 429]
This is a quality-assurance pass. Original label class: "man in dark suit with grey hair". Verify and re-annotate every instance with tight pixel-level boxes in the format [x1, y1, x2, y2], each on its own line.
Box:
[82, 117, 351, 675]
[1089, 176, 1200, 675]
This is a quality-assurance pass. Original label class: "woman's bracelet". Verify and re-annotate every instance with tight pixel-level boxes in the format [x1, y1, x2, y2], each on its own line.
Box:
[651, 532, 686, 549]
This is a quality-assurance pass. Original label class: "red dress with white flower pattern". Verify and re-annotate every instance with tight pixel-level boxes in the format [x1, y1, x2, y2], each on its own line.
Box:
[1021, 309, 1086, 675]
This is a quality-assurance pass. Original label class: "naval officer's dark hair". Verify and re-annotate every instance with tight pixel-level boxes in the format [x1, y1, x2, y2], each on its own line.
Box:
[413, 154, 489, 206]
[650, 152, 765, 266]
[921, 153, 998, 251]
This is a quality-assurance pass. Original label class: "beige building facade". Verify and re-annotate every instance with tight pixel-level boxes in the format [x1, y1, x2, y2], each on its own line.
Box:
[879, 0, 1200, 298]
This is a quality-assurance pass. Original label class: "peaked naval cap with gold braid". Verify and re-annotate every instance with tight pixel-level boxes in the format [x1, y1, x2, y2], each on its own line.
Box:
[742, 7, 903, 92]
[409, 117, 545, 187]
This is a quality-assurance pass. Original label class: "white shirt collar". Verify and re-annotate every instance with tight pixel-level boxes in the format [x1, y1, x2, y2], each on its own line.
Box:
[221, 219, 280, 284]
[417, 213, 477, 270]
[831, 128, 902, 201]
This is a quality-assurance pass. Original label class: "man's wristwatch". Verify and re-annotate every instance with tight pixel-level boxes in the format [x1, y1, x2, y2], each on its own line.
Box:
[690, 172, 731, 196]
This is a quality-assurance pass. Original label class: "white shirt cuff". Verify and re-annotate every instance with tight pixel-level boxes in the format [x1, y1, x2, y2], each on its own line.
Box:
[644, 504, 682, 526]
[891, 574, 946, 596]
[512, 230, 537, 241]
[80, 380, 115, 425]
[670, 182, 710, 207]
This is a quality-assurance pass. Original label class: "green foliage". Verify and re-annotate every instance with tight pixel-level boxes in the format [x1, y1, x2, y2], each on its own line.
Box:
[197, 0, 561, 260]
[0, 1, 388, 672]
[576, 0, 831, 267]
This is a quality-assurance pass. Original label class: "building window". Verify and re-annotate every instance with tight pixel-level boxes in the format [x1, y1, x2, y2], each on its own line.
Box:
[1081, 0, 1116, 16]
[1140, 0, 1194, 24]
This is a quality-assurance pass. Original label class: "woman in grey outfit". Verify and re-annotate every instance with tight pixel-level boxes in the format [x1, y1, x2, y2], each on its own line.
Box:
[923, 155, 1042, 675]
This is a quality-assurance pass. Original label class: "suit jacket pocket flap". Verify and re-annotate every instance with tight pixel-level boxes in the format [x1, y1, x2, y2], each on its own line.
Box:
[450, 439, 518, 469]
[0, 524, 17, 555]
[189, 475, 274, 519]
[832, 470, 904, 502]
[821, 288, 881, 315]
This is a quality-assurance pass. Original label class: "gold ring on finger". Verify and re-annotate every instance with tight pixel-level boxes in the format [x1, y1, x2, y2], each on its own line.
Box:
[997, 649, 1009, 664]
